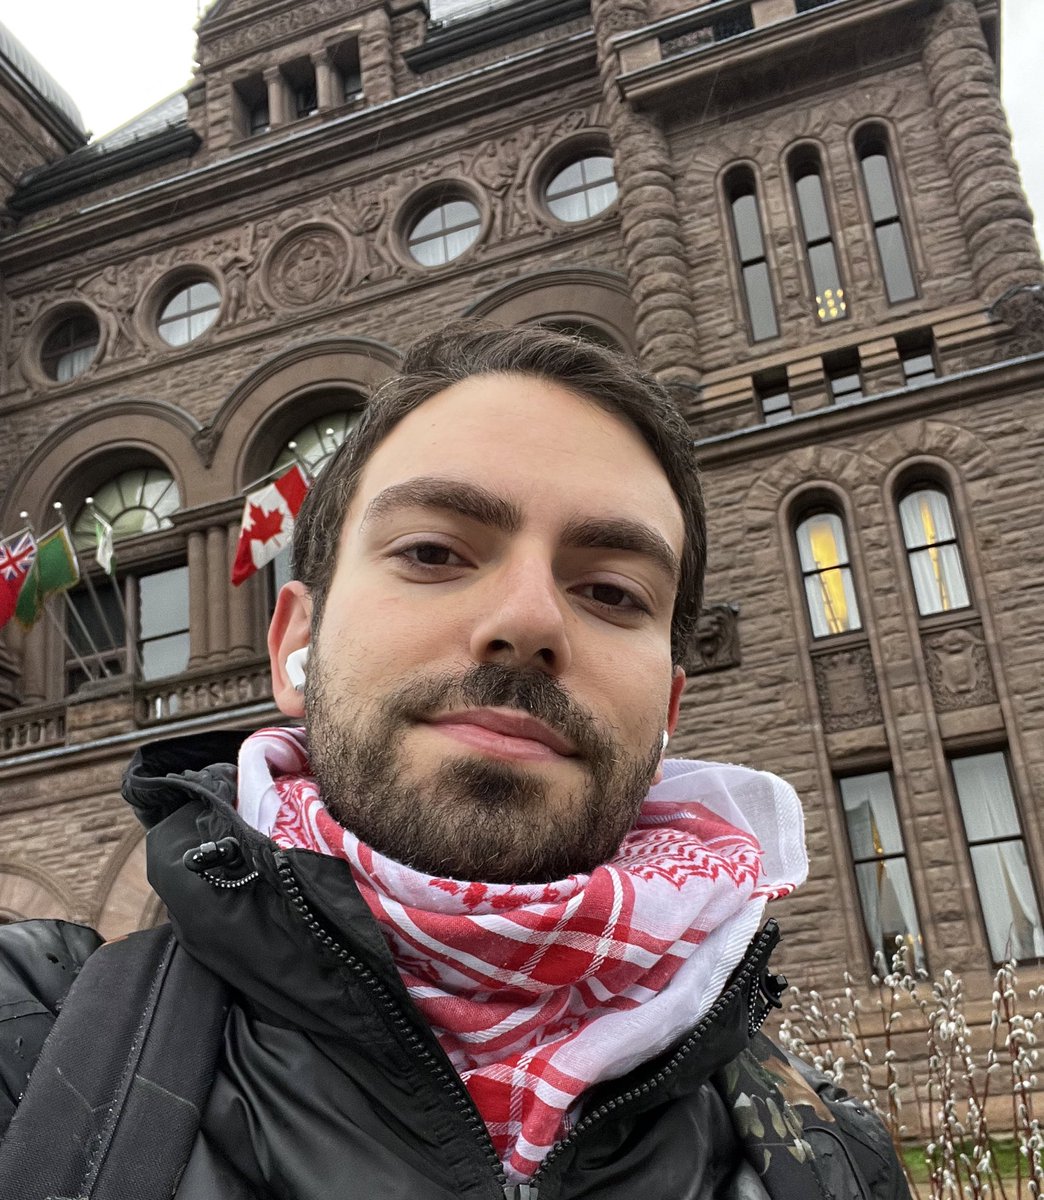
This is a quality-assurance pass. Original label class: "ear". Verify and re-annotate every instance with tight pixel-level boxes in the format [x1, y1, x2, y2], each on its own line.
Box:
[268, 580, 312, 718]
[652, 667, 686, 786]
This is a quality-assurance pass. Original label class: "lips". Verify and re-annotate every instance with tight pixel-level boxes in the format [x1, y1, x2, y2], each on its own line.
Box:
[425, 707, 577, 761]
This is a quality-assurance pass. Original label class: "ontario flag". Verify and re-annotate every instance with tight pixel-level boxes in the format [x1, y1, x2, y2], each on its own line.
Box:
[0, 530, 37, 630]
[231, 464, 309, 586]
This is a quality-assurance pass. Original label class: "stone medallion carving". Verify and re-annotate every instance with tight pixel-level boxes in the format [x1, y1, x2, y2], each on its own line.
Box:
[684, 604, 741, 674]
[923, 624, 997, 711]
[264, 225, 349, 310]
[811, 644, 882, 732]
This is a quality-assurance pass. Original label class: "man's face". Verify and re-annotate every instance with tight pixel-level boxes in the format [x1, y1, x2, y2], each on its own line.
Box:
[272, 373, 687, 883]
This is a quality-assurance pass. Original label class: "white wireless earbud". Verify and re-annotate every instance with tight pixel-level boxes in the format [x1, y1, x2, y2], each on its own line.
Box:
[286, 646, 309, 692]
[661, 730, 669, 753]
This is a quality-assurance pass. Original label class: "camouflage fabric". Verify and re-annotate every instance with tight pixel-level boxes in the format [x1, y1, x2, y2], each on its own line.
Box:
[715, 1034, 912, 1200]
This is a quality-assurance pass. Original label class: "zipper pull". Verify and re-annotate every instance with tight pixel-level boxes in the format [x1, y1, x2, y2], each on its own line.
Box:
[503, 1186, 539, 1199]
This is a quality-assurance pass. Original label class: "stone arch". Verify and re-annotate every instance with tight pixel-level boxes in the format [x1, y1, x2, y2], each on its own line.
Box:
[206, 337, 401, 491]
[0, 861, 75, 922]
[863, 419, 996, 480]
[464, 268, 637, 356]
[0, 398, 200, 532]
[92, 830, 161, 940]
[744, 444, 872, 528]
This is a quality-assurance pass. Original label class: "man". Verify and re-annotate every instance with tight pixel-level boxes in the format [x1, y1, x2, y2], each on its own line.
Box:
[0, 323, 907, 1198]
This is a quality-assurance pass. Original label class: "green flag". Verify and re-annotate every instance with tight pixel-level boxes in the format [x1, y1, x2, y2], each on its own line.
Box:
[15, 526, 80, 630]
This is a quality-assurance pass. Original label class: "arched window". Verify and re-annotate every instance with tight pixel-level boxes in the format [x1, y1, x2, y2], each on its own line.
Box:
[856, 128, 916, 304]
[724, 167, 778, 342]
[65, 467, 186, 691]
[898, 486, 970, 615]
[795, 510, 862, 637]
[789, 150, 846, 323]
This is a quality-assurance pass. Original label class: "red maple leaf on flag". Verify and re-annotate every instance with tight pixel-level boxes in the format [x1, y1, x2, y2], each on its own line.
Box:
[246, 504, 284, 546]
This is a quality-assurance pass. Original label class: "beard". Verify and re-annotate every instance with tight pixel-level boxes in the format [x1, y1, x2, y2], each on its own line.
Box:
[305, 648, 663, 884]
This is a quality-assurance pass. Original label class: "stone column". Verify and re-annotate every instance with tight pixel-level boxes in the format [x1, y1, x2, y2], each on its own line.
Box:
[227, 520, 255, 659]
[206, 526, 229, 660]
[19, 623, 45, 705]
[589, 0, 701, 387]
[314, 48, 338, 110]
[360, 8, 396, 105]
[923, 0, 1044, 334]
[263, 66, 291, 128]
[187, 531, 209, 668]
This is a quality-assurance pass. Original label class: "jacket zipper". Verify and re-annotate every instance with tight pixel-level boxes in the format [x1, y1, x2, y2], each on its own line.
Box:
[274, 851, 778, 1200]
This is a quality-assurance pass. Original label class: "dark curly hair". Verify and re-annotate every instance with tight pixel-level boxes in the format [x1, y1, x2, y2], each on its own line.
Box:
[292, 321, 705, 664]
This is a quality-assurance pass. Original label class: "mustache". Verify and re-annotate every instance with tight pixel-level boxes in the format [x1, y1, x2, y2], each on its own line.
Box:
[389, 663, 611, 762]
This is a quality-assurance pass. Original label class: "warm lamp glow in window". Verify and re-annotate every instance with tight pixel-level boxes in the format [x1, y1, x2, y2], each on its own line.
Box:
[898, 488, 970, 615]
[796, 511, 862, 637]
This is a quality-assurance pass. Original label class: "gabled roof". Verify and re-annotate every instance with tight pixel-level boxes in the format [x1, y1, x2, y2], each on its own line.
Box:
[0, 20, 87, 148]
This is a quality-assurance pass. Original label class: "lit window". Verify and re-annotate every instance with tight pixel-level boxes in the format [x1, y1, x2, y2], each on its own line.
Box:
[157, 281, 220, 347]
[839, 772, 925, 973]
[857, 130, 916, 303]
[796, 510, 862, 637]
[952, 751, 1044, 962]
[755, 370, 791, 423]
[407, 198, 481, 266]
[725, 168, 778, 342]
[898, 487, 970, 616]
[70, 467, 181, 550]
[41, 312, 100, 382]
[545, 156, 618, 223]
[791, 153, 847, 322]
[826, 352, 862, 402]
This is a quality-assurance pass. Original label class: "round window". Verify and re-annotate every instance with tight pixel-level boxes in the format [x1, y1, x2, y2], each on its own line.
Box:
[407, 198, 481, 266]
[157, 280, 221, 346]
[41, 311, 100, 382]
[274, 411, 362, 477]
[545, 156, 618, 223]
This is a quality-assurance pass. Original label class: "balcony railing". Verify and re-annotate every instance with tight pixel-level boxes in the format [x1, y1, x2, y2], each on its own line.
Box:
[0, 702, 67, 758]
[135, 657, 274, 726]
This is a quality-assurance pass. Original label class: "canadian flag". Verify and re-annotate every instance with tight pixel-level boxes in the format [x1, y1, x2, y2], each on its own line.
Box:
[231, 464, 310, 586]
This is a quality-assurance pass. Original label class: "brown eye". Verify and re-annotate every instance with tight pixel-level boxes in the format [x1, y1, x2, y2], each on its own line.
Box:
[411, 543, 454, 565]
[590, 583, 629, 607]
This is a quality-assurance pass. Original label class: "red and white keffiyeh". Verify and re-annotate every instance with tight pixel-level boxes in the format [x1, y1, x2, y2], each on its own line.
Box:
[237, 727, 807, 1182]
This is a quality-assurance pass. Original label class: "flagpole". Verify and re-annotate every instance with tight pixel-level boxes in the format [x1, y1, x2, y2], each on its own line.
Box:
[77, 501, 122, 650]
[85, 499, 142, 677]
[49, 503, 114, 678]
[240, 455, 312, 497]
[42, 602, 101, 685]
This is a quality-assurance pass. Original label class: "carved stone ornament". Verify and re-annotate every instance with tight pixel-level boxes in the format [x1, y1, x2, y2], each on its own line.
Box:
[265, 226, 349, 310]
[684, 604, 740, 674]
[922, 624, 997, 712]
[811, 644, 883, 732]
[191, 426, 222, 469]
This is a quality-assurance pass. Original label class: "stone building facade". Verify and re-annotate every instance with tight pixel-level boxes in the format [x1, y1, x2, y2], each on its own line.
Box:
[0, 0, 1042, 1133]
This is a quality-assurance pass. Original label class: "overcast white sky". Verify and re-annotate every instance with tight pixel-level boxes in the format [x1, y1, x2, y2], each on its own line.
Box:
[0, 0, 1040, 243]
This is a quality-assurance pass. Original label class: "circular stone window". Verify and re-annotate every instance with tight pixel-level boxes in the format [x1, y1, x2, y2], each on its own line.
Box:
[407, 197, 481, 266]
[40, 310, 100, 382]
[157, 279, 221, 346]
[545, 156, 618, 223]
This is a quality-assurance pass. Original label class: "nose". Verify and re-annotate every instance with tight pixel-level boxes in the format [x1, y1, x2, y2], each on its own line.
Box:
[469, 555, 571, 674]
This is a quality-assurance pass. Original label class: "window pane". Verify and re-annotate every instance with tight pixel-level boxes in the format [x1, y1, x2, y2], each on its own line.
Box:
[829, 369, 861, 401]
[411, 208, 444, 239]
[899, 489, 956, 549]
[907, 545, 970, 614]
[797, 512, 848, 572]
[795, 171, 831, 242]
[808, 242, 844, 310]
[877, 223, 917, 303]
[67, 587, 125, 656]
[840, 772, 904, 858]
[969, 840, 1044, 961]
[409, 237, 445, 267]
[139, 566, 189, 639]
[854, 858, 926, 973]
[743, 263, 778, 341]
[903, 351, 935, 383]
[141, 632, 190, 681]
[860, 153, 899, 223]
[732, 193, 764, 262]
[804, 567, 861, 636]
[443, 200, 478, 229]
[547, 161, 584, 194]
[442, 224, 479, 260]
[583, 180, 618, 218]
[953, 752, 1021, 842]
[580, 156, 615, 186]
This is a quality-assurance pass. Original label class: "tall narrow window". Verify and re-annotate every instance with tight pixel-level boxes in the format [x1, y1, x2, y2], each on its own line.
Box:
[795, 510, 862, 636]
[952, 751, 1044, 962]
[725, 168, 778, 342]
[857, 129, 916, 303]
[791, 152, 847, 323]
[898, 486, 970, 615]
[839, 772, 926, 973]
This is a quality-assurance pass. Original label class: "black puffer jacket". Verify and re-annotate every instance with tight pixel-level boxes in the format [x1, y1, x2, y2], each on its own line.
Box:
[0, 733, 910, 1199]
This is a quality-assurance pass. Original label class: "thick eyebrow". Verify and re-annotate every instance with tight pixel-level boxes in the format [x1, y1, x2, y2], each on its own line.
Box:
[360, 477, 522, 533]
[560, 516, 681, 586]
